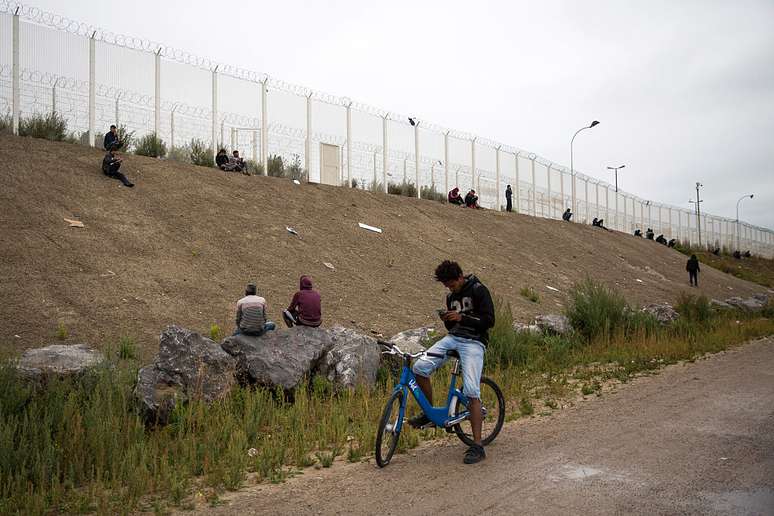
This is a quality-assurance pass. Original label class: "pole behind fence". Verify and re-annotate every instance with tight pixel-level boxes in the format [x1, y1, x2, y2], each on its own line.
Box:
[212, 67, 218, 161]
[444, 132, 449, 198]
[88, 33, 96, 147]
[514, 153, 520, 214]
[12, 11, 20, 135]
[154, 49, 161, 135]
[261, 79, 268, 176]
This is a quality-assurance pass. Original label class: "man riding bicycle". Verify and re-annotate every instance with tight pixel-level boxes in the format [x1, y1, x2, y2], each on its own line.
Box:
[410, 260, 495, 464]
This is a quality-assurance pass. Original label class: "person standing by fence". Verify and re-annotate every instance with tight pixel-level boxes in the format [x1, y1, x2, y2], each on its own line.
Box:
[505, 185, 513, 212]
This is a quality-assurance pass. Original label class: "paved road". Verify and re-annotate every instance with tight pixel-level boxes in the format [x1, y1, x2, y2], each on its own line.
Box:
[199, 338, 774, 515]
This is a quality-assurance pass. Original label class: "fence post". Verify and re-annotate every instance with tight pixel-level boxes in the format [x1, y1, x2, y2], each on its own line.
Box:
[372, 151, 377, 186]
[220, 120, 224, 151]
[595, 181, 600, 218]
[305, 92, 312, 181]
[261, 77, 268, 176]
[415, 123, 421, 199]
[622, 193, 627, 232]
[546, 164, 552, 218]
[230, 128, 236, 151]
[252, 130, 257, 163]
[584, 178, 589, 223]
[212, 66, 218, 162]
[154, 48, 161, 135]
[12, 10, 20, 135]
[677, 209, 681, 242]
[443, 131, 449, 198]
[495, 146, 501, 211]
[88, 32, 96, 147]
[170, 105, 176, 149]
[51, 77, 58, 115]
[530, 156, 536, 217]
[114, 94, 120, 126]
[571, 171, 577, 222]
[470, 138, 476, 191]
[514, 152, 520, 214]
[382, 115, 388, 193]
[559, 168, 565, 214]
[604, 184, 610, 223]
[668, 207, 673, 239]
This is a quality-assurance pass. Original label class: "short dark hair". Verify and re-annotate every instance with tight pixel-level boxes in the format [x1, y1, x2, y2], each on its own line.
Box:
[110, 125, 116, 130]
[434, 260, 463, 282]
[245, 283, 257, 295]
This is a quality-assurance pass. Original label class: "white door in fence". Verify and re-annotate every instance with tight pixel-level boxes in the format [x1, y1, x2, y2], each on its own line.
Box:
[320, 143, 340, 186]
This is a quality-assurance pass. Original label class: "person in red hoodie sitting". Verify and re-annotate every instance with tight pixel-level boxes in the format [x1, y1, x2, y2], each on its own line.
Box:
[283, 275, 322, 327]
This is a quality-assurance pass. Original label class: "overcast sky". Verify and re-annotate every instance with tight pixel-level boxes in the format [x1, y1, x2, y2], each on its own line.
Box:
[26, 0, 774, 229]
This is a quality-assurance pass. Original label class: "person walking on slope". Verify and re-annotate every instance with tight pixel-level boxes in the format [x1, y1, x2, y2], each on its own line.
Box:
[505, 184, 513, 212]
[234, 283, 276, 336]
[410, 260, 495, 464]
[686, 255, 700, 287]
[283, 275, 322, 328]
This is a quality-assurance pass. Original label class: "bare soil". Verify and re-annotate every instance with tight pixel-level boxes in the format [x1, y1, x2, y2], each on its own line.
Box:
[187, 337, 774, 516]
[0, 134, 768, 359]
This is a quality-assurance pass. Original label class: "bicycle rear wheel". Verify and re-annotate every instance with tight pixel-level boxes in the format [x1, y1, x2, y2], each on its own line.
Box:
[375, 390, 403, 467]
[452, 376, 505, 446]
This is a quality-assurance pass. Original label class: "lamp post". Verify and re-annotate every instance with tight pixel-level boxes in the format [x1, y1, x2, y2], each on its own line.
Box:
[570, 120, 600, 219]
[689, 182, 704, 247]
[607, 165, 624, 229]
[736, 194, 754, 251]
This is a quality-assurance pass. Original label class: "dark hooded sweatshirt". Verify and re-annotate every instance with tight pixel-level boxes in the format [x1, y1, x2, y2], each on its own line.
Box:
[686, 256, 700, 273]
[443, 275, 495, 346]
[287, 275, 322, 327]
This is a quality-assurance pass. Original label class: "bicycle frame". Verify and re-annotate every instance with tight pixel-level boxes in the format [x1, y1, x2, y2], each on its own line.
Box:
[391, 355, 472, 433]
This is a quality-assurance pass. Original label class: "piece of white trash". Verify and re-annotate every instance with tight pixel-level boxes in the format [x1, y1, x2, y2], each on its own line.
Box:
[293, 179, 301, 185]
[545, 285, 560, 292]
[636, 278, 644, 283]
[64, 217, 85, 228]
[323, 262, 336, 271]
[286, 227, 299, 236]
[358, 222, 383, 233]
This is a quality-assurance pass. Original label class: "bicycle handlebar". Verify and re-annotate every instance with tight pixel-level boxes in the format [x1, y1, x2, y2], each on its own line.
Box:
[376, 340, 449, 360]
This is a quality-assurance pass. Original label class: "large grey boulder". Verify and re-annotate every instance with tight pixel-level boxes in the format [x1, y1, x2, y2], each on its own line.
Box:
[317, 327, 380, 388]
[534, 314, 572, 335]
[135, 326, 237, 424]
[387, 326, 436, 354]
[17, 344, 105, 383]
[221, 326, 380, 391]
[711, 299, 734, 310]
[641, 303, 680, 325]
[752, 293, 769, 304]
[724, 296, 766, 312]
[222, 327, 330, 390]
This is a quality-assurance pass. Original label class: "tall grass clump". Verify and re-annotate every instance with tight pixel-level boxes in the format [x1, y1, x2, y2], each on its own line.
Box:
[674, 292, 712, 322]
[19, 112, 68, 141]
[189, 138, 214, 167]
[0, 113, 11, 133]
[565, 278, 629, 341]
[420, 185, 446, 202]
[388, 181, 417, 198]
[167, 144, 191, 163]
[134, 132, 167, 158]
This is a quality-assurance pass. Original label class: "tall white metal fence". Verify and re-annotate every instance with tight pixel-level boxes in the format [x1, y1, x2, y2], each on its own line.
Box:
[1, 2, 772, 258]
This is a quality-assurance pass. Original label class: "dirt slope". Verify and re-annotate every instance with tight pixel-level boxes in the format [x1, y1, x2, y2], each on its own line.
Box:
[189, 337, 774, 516]
[0, 134, 767, 357]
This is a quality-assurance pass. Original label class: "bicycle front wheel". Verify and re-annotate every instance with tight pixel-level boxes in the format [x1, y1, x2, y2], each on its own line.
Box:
[452, 376, 505, 446]
[375, 390, 403, 467]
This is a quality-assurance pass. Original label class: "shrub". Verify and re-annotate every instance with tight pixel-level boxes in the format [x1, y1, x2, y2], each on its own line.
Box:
[56, 322, 68, 340]
[134, 132, 167, 158]
[19, 112, 68, 141]
[210, 324, 223, 342]
[368, 180, 383, 193]
[486, 300, 533, 368]
[0, 113, 11, 133]
[420, 185, 446, 202]
[520, 287, 539, 303]
[118, 336, 137, 360]
[167, 144, 191, 163]
[115, 125, 135, 152]
[245, 159, 263, 175]
[566, 278, 629, 341]
[189, 138, 214, 167]
[266, 154, 285, 177]
[674, 292, 712, 322]
[388, 181, 417, 198]
[286, 154, 307, 182]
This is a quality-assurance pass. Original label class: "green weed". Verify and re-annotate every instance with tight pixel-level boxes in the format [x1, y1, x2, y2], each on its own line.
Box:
[520, 286, 540, 303]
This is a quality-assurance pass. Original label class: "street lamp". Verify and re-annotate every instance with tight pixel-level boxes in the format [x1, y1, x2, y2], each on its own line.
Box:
[689, 182, 704, 247]
[736, 193, 754, 251]
[570, 120, 600, 219]
[606, 165, 624, 230]
[606, 165, 625, 192]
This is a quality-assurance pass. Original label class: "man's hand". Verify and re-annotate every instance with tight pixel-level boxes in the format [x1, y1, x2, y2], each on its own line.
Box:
[441, 311, 462, 323]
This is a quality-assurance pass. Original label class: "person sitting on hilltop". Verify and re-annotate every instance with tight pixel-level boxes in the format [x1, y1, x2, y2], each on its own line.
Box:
[592, 218, 609, 230]
[283, 275, 322, 328]
[234, 283, 276, 336]
[231, 150, 246, 173]
[448, 187, 464, 205]
[668, 238, 677, 248]
[216, 149, 233, 171]
[744, 250, 752, 258]
[645, 228, 655, 240]
[634, 229, 642, 237]
[562, 208, 573, 221]
[103, 125, 122, 151]
[464, 189, 479, 209]
[712, 247, 721, 256]
[101, 144, 134, 187]
[733, 250, 742, 259]
[656, 234, 667, 245]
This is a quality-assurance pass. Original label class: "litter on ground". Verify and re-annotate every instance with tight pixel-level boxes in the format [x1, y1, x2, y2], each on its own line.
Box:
[64, 218, 85, 228]
[358, 222, 383, 233]
[286, 227, 299, 236]
[293, 179, 301, 185]
[636, 278, 644, 283]
[323, 262, 335, 271]
[545, 285, 560, 292]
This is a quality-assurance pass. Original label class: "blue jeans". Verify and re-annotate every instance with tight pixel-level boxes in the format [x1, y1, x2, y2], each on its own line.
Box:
[232, 321, 276, 336]
[412, 334, 485, 399]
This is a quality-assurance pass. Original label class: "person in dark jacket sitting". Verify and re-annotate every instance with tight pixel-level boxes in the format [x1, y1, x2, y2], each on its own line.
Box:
[103, 125, 122, 151]
[283, 275, 322, 327]
[216, 149, 231, 170]
[562, 208, 573, 221]
[464, 189, 479, 208]
[101, 145, 134, 187]
[448, 187, 464, 205]
[686, 254, 700, 287]
[645, 228, 655, 240]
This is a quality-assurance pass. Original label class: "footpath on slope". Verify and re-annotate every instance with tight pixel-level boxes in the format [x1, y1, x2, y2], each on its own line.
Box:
[0, 134, 768, 358]
[188, 337, 774, 516]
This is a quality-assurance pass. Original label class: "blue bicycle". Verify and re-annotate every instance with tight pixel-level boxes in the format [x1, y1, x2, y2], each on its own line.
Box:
[374, 340, 505, 467]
